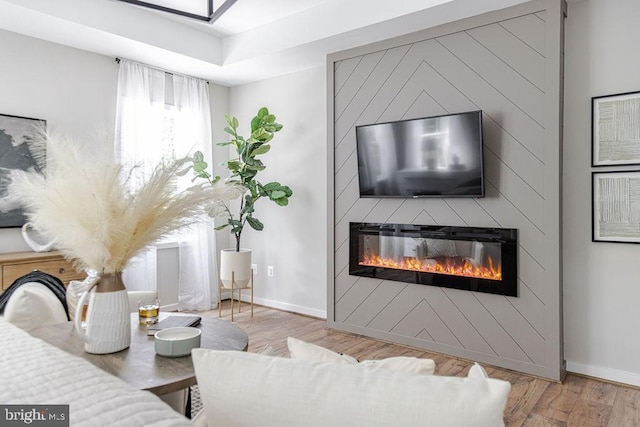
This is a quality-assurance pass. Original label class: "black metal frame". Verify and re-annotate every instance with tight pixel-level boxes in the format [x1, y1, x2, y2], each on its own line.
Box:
[349, 222, 518, 297]
[592, 170, 640, 244]
[592, 90, 640, 167]
[355, 110, 485, 198]
[116, 0, 237, 23]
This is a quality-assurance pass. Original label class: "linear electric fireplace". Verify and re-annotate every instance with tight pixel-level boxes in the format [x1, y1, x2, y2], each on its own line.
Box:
[349, 223, 518, 297]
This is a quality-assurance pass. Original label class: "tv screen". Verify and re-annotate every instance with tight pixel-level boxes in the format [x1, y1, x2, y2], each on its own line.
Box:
[355, 110, 484, 198]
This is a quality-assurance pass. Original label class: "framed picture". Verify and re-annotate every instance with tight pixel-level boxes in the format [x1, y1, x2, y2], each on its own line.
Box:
[0, 113, 46, 228]
[592, 90, 640, 166]
[592, 170, 640, 243]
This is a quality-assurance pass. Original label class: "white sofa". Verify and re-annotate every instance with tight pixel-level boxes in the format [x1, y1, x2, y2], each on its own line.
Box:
[0, 316, 192, 426]
[0, 280, 191, 417]
[191, 340, 512, 427]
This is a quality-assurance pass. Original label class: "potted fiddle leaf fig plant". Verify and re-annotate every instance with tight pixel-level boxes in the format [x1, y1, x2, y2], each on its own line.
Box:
[191, 107, 292, 289]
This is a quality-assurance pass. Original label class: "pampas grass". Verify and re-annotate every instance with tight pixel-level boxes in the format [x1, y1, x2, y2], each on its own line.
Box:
[6, 130, 238, 274]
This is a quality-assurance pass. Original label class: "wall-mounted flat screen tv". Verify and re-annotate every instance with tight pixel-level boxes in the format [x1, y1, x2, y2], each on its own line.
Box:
[355, 110, 484, 198]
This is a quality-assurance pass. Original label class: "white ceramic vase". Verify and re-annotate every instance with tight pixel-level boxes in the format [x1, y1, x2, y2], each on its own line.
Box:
[21, 223, 55, 252]
[220, 248, 252, 289]
[74, 272, 131, 354]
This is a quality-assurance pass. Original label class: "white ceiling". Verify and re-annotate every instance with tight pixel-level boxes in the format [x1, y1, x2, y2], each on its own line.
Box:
[0, 0, 540, 86]
[210, 0, 338, 36]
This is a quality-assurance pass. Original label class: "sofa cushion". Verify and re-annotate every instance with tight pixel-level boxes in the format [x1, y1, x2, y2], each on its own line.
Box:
[3, 282, 68, 331]
[66, 273, 102, 320]
[358, 355, 436, 375]
[468, 362, 490, 379]
[287, 336, 435, 375]
[287, 336, 358, 364]
[192, 349, 510, 427]
[66, 280, 88, 321]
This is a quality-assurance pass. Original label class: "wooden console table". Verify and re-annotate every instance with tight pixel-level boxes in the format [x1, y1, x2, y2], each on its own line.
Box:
[0, 251, 84, 292]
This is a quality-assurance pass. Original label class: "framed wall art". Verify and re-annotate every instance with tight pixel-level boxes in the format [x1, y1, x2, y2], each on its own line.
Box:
[0, 113, 46, 228]
[592, 170, 640, 243]
[592, 90, 640, 166]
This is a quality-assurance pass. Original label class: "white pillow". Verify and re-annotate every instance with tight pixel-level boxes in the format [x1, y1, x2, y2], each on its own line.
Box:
[359, 356, 435, 375]
[192, 349, 511, 427]
[66, 274, 100, 320]
[468, 362, 489, 379]
[66, 279, 88, 321]
[4, 283, 68, 331]
[257, 344, 275, 356]
[287, 337, 435, 375]
[287, 336, 358, 364]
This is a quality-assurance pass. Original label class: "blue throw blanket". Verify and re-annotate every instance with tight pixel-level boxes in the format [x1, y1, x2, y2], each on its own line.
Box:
[0, 271, 70, 320]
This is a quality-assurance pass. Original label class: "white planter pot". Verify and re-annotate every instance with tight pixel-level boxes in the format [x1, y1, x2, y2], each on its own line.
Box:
[220, 248, 252, 289]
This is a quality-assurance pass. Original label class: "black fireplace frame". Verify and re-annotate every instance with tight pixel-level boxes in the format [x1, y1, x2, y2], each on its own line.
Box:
[349, 223, 518, 297]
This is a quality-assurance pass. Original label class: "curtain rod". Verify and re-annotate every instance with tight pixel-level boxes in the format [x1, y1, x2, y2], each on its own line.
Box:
[115, 57, 209, 84]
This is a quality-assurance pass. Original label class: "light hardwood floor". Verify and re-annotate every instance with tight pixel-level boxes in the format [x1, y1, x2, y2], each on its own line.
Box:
[206, 301, 639, 427]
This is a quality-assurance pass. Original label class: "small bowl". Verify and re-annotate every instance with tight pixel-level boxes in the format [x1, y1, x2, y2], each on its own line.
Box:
[154, 327, 201, 357]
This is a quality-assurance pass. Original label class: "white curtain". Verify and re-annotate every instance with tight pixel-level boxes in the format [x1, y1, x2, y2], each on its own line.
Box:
[114, 61, 164, 292]
[114, 60, 216, 311]
[173, 74, 216, 311]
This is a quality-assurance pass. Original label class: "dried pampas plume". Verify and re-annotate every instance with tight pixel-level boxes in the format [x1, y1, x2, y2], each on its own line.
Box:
[6, 129, 238, 274]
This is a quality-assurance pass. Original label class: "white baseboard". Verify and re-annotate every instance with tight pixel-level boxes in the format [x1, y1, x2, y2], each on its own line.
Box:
[254, 296, 326, 319]
[567, 361, 640, 387]
[162, 303, 179, 312]
[219, 291, 326, 319]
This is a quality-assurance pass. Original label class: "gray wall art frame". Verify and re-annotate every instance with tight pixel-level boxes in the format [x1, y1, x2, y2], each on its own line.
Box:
[592, 90, 640, 167]
[592, 170, 640, 243]
[0, 113, 46, 228]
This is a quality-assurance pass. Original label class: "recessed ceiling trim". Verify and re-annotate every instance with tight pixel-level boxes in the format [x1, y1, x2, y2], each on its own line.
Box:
[116, 0, 236, 23]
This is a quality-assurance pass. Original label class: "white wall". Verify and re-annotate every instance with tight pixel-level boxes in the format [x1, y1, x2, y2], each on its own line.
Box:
[0, 29, 118, 253]
[0, 30, 232, 309]
[564, 0, 640, 386]
[229, 67, 327, 318]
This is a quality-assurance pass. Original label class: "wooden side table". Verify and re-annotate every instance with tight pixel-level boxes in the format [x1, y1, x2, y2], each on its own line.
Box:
[0, 251, 85, 292]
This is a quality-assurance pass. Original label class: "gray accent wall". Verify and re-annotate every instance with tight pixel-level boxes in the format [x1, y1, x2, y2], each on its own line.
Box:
[327, 0, 566, 380]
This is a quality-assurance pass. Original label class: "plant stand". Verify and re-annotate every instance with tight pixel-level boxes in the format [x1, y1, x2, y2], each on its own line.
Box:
[218, 270, 253, 321]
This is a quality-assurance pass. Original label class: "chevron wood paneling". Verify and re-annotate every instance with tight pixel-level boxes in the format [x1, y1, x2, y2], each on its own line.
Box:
[329, 0, 564, 380]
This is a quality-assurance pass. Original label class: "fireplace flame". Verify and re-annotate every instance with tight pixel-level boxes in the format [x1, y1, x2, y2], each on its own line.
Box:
[359, 254, 502, 281]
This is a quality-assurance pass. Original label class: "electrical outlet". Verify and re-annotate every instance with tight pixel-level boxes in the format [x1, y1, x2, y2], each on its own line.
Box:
[267, 265, 274, 277]
[251, 264, 258, 276]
